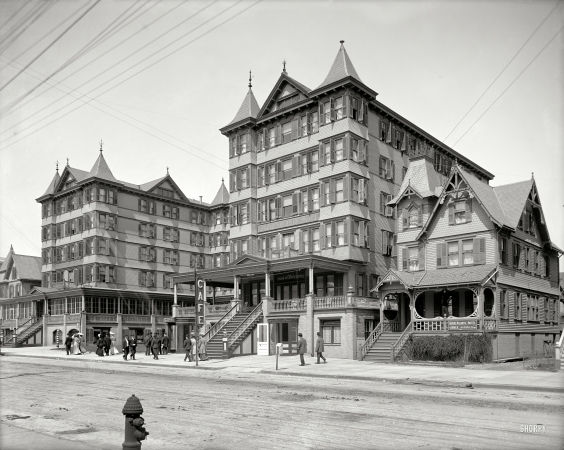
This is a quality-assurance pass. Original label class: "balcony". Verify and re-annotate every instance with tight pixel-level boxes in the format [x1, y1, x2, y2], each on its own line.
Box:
[270, 295, 379, 313]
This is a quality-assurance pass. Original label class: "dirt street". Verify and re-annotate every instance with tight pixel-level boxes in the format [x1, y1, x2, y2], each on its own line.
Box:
[1, 357, 562, 450]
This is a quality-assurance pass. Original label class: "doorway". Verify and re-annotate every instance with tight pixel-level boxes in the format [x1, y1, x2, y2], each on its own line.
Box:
[269, 320, 298, 354]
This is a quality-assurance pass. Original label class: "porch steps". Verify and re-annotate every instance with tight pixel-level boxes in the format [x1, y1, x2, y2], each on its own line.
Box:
[363, 332, 402, 362]
[206, 309, 258, 359]
[5, 319, 43, 347]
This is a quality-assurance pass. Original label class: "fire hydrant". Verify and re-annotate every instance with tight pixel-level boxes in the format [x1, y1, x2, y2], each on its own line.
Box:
[122, 394, 149, 449]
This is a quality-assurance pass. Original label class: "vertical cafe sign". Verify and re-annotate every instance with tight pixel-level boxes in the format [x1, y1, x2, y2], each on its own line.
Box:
[195, 277, 205, 332]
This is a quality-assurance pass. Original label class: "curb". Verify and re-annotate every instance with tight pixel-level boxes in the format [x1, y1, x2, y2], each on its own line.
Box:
[4, 352, 561, 393]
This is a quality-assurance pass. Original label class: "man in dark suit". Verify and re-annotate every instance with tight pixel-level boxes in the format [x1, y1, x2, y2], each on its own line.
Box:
[151, 333, 161, 360]
[297, 333, 307, 366]
[104, 332, 111, 356]
[129, 334, 137, 360]
[315, 331, 326, 364]
[161, 333, 170, 355]
[144, 332, 152, 356]
[64, 334, 73, 355]
[123, 335, 129, 361]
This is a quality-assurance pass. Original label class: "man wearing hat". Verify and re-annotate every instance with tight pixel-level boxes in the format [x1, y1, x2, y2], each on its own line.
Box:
[144, 332, 152, 356]
[296, 333, 307, 366]
[315, 331, 327, 364]
[151, 332, 161, 360]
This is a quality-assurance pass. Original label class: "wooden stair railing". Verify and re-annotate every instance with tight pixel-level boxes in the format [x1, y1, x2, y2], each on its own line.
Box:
[202, 303, 240, 343]
[390, 322, 413, 362]
[227, 302, 263, 354]
[359, 322, 383, 361]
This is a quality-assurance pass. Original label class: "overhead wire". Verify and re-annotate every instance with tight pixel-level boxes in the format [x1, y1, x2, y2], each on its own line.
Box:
[0, 55, 228, 167]
[0, 0, 237, 142]
[443, 0, 563, 143]
[451, 24, 564, 147]
[0, 0, 102, 93]
[0, 0, 189, 123]
[0, 0, 46, 46]
[0, 210, 42, 254]
[0, 0, 57, 53]
[0, 0, 147, 115]
[0, 1, 32, 31]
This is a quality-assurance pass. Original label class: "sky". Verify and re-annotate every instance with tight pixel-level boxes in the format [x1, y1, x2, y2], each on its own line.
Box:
[0, 0, 563, 269]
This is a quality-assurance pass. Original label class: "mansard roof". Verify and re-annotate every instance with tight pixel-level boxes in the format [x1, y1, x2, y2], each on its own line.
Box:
[87, 151, 117, 182]
[389, 157, 444, 205]
[316, 41, 362, 90]
[210, 180, 229, 207]
[226, 87, 261, 127]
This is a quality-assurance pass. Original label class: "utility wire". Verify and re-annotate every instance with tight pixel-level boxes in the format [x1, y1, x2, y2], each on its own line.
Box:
[0, 56, 227, 167]
[0, 210, 42, 254]
[451, 24, 564, 147]
[0, 0, 189, 123]
[0, 0, 45, 46]
[0, 0, 165, 123]
[0, 0, 102, 93]
[0, 0, 57, 54]
[0, 0, 146, 115]
[3, 1, 92, 63]
[0, 0, 235, 142]
[443, 0, 563, 143]
[0, 1, 31, 30]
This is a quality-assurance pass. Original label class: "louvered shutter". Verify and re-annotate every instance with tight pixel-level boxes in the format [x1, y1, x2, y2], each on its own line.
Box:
[275, 124, 282, 145]
[343, 93, 349, 117]
[418, 245, 426, 270]
[343, 219, 348, 245]
[291, 118, 298, 140]
[364, 141, 369, 164]
[308, 189, 313, 211]
[365, 224, 370, 249]
[306, 112, 311, 135]
[275, 196, 282, 218]
[330, 140, 336, 163]
[448, 203, 455, 225]
[343, 133, 349, 160]
[386, 122, 392, 144]
[297, 191, 303, 214]
[298, 230, 305, 254]
[417, 208, 423, 226]
[319, 182, 326, 207]
[318, 143, 325, 167]
[229, 172, 235, 192]
[276, 161, 283, 182]
[402, 208, 408, 231]
[292, 155, 298, 178]
[391, 161, 395, 181]
[306, 151, 312, 173]
[358, 140, 365, 163]
[292, 192, 299, 215]
[465, 199, 472, 222]
[236, 135, 241, 155]
[331, 222, 337, 247]
[391, 234, 397, 257]
[437, 243, 447, 268]
[402, 248, 408, 270]
[358, 100, 364, 123]
[246, 167, 250, 188]
[358, 179, 364, 204]
[359, 221, 365, 248]
[319, 223, 325, 250]
[401, 132, 407, 152]
[343, 174, 350, 201]
[363, 102, 368, 126]
[381, 230, 388, 255]
[329, 179, 336, 204]
[330, 98, 335, 121]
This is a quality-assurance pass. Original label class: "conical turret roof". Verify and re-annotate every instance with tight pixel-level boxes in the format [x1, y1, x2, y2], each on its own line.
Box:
[317, 41, 362, 90]
[40, 171, 61, 197]
[227, 87, 260, 126]
[210, 179, 230, 206]
[87, 151, 117, 182]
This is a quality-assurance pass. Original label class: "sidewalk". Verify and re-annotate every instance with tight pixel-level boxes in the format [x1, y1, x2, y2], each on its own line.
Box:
[1, 346, 563, 392]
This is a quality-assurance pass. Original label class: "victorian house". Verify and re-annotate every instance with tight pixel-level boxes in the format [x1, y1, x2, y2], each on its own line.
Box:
[1, 151, 232, 348]
[172, 42, 496, 360]
[369, 155, 561, 361]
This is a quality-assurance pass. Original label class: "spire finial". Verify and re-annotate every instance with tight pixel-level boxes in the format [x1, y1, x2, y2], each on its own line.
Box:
[99, 139, 103, 153]
[340, 40, 345, 46]
[66, 157, 69, 167]
[282, 59, 287, 74]
[248, 70, 252, 88]
[56, 160, 59, 173]
[166, 166, 169, 175]
[221, 177, 224, 184]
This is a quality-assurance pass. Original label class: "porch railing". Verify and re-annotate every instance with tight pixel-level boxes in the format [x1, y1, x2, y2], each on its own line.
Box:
[315, 296, 346, 309]
[202, 303, 240, 343]
[412, 317, 497, 332]
[272, 299, 306, 311]
[86, 314, 117, 323]
[382, 322, 400, 332]
[48, 315, 65, 324]
[123, 315, 150, 323]
[391, 322, 413, 361]
[3, 317, 33, 344]
[206, 304, 232, 315]
[227, 302, 263, 350]
[176, 307, 195, 317]
[359, 322, 382, 360]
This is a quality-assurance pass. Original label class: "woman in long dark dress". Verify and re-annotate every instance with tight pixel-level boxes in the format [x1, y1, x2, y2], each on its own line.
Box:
[96, 338, 105, 357]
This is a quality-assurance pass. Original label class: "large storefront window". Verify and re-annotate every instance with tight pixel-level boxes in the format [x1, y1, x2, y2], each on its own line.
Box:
[321, 320, 341, 344]
[122, 298, 149, 315]
[315, 274, 344, 297]
[154, 301, 172, 316]
[86, 297, 119, 314]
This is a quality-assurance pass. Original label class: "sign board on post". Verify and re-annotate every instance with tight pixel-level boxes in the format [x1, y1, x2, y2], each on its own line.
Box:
[195, 277, 205, 366]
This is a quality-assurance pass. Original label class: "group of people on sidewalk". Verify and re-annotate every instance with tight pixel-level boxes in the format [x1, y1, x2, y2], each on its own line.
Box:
[93, 332, 118, 357]
[138, 331, 171, 360]
[297, 332, 327, 366]
[183, 333, 207, 362]
[64, 333, 86, 355]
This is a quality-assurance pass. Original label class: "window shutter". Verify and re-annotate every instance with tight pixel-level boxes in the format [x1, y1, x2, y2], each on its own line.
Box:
[297, 191, 303, 214]
[292, 155, 298, 178]
[329, 179, 336, 204]
[363, 101, 368, 126]
[437, 243, 446, 268]
[292, 192, 299, 215]
[306, 112, 311, 135]
[275, 196, 282, 218]
[473, 237, 486, 264]
[343, 219, 348, 245]
[291, 118, 298, 140]
[230, 205, 235, 226]
[391, 234, 397, 257]
[229, 172, 235, 192]
[276, 161, 282, 182]
[319, 182, 325, 207]
[358, 140, 365, 163]
[275, 124, 282, 145]
[418, 245, 426, 270]
[343, 133, 349, 160]
[308, 189, 313, 211]
[319, 223, 326, 250]
[359, 222, 365, 248]
[358, 179, 364, 205]
[343, 174, 350, 201]
[331, 222, 337, 247]
[402, 208, 408, 231]
[306, 151, 312, 173]
[358, 100, 364, 123]
[330, 98, 335, 121]
[363, 141, 369, 165]
[391, 161, 395, 181]
[318, 143, 325, 167]
[246, 167, 250, 188]
[381, 230, 387, 255]
[417, 207, 423, 226]
[401, 131, 407, 152]
[386, 122, 392, 144]
[402, 248, 407, 270]
[330, 140, 336, 163]
[298, 230, 305, 254]
[365, 224, 370, 249]
[236, 134, 241, 155]
[465, 198, 472, 222]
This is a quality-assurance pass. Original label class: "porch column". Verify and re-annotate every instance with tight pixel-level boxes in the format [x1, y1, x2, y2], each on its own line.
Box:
[172, 284, 178, 320]
[308, 266, 314, 295]
[400, 293, 406, 330]
[151, 298, 156, 334]
[117, 313, 123, 351]
[265, 272, 270, 299]
[42, 312, 48, 347]
[63, 312, 67, 338]
[478, 288, 484, 331]
[306, 292, 315, 357]
[81, 295, 85, 313]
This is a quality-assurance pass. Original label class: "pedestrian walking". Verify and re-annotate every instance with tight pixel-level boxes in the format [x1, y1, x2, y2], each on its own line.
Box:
[77, 334, 85, 353]
[72, 334, 80, 355]
[151, 333, 161, 360]
[123, 335, 130, 361]
[297, 333, 307, 366]
[104, 332, 111, 356]
[65, 334, 73, 355]
[190, 333, 196, 361]
[161, 333, 170, 355]
[129, 335, 137, 360]
[109, 332, 117, 355]
[144, 332, 152, 356]
[96, 337, 105, 357]
[198, 334, 207, 361]
[183, 334, 192, 362]
[315, 331, 327, 364]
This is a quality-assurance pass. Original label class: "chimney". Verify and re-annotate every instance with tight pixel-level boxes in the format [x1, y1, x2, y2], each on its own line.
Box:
[199, 196, 203, 204]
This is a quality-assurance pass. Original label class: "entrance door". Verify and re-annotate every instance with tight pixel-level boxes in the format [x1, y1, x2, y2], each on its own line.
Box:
[257, 323, 269, 355]
[270, 321, 298, 354]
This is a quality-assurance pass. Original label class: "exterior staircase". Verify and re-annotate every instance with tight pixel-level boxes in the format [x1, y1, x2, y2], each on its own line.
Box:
[363, 332, 402, 362]
[206, 303, 263, 359]
[3, 317, 43, 347]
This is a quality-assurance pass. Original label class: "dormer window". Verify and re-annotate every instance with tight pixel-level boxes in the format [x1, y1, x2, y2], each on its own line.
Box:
[277, 93, 298, 110]
[156, 188, 174, 198]
[334, 96, 344, 120]
[409, 207, 419, 228]
[448, 199, 472, 225]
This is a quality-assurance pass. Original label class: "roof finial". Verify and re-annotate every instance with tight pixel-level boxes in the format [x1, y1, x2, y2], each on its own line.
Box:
[56, 160, 59, 173]
[66, 157, 69, 167]
[248, 70, 252, 88]
[340, 40, 345, 46]
[99, 139, 104, 153]
[531, 172, 534, 179]
[221, 177, 224, 184]
[166, 166, 169, 175]
[282, 59, 287, 74]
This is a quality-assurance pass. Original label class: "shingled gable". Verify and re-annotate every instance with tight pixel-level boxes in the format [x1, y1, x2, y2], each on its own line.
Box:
[316, 41, 362, 90]
[140, 174, 190, 201]
[388, 157, 444, 206]
[53, 165, 90, 193]
[416, 164, 507, 240]
[226, 86, 260, 127]
[210, 180, 229, 207]
[257, 72, 311, 118]
[231, 254, 269, 266]
[39, 171, 61, 198]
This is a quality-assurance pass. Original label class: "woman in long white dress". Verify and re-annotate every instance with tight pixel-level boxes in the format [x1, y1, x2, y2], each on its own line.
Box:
[72, 335, 80, 355]
[110, 332, 117, 355]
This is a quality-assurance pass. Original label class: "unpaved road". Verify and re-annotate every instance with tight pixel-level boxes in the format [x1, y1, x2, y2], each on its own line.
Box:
[1, 356, 562, 450]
